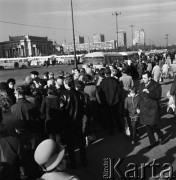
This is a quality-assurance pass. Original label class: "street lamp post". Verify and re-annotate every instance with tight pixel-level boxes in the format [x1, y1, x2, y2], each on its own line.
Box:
[112, 11, 121, 51]
[165, 34, 169, 48]
[129, 24, 135, 51]
[70, 0, 77, 68]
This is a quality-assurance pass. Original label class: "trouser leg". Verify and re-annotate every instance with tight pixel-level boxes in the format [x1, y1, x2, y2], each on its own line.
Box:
[131, 120, 137, 141]
[74, 125, 87, 166]
[153, 125, 163, 139]
[145, 125, 156, 145]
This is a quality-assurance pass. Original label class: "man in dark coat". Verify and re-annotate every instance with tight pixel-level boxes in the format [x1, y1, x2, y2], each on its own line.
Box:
[137, 71, 164, 149]
[170, 74, 176, 113]
[11, 86, 40, 179]
[62, 76, 87, 168]
[98, 68, 123, 135]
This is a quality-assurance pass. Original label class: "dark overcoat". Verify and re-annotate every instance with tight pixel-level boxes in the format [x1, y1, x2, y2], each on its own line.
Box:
[138, 80, 162, 125]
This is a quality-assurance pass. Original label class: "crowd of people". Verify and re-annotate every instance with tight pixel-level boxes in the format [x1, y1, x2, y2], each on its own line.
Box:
[0, 51, 175, 180]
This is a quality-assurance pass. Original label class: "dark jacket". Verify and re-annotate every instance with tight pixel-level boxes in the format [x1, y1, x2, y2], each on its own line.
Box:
[62, 89, 85, 125]
[10, 98, 38, 131]
[98, 77, 122, 107]
[40, 95, 62, 133]
[0, 135, 20, 180]
[138, 80, 161, 125]
[170, 75, 176, 96]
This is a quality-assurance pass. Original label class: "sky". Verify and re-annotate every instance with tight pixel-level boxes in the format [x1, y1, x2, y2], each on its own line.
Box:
[0, 0, 176, 47]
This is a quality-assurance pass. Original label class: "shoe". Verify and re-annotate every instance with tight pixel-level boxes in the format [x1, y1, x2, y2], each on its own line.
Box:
[147, 142, 158, 150]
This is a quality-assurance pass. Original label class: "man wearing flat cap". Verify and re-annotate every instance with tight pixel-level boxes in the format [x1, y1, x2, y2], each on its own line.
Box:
[30, 71, 39, 79]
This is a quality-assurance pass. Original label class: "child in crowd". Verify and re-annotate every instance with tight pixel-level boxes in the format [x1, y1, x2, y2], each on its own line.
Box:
[124, 87, 139, 145]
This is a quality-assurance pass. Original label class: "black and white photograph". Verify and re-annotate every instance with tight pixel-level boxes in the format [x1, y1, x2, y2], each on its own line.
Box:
[0, 0, 176, 179]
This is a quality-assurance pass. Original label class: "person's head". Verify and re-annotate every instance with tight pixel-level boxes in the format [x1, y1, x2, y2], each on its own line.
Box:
[24, 76, 33, 85]
[89, 63, 93, 68]
[49, 72, 54, 79]
[129, 87, 137, 97]
[105, 68, 111, 77]
[142, 71, 152, 84]
[0, 82, 8, 91]
[33, 77, 42, 89]
[15, 86, 26, 99]
[109, 65, 113, 71]
[47, 88, 54, 95]
[43, 72, 49, 80]
[74, 68, 80, 75]
[64, 76, 74, 90]
[99, 68, 105, 77]
[58, 70, 64, 78]
[95, 68, 99, 74]
[121, 67, 127, 74]
[111, 68, 117, 76]
[75, 80, 85, 91]
[7, 78, 16, 89]
[47, 79, 55, 88]
[34, 139, 66, 172]
[55, 76, 64, 89]
[155, 62, 159, 66]
[30, 71, 39, 79]
[82, 74, 92, 83]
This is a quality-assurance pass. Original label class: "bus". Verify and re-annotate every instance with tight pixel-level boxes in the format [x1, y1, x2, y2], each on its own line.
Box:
[119, 52, 139, 62]
[55, 54, 84, 65]
[28, 56, 51, 66]
[82, 52, 123, 69]
[0, 57, 29, 69]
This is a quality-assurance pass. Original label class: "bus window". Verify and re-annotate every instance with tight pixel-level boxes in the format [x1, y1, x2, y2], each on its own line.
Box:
[93, 57, 103, 65]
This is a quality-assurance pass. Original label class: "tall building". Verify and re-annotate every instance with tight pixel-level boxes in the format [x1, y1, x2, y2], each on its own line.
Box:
[118, 30, 127, 47]
[134, 29, 145, 46]
[75, 36, 84, 44]
[93, 34, 105, 43]
[0, 35, 53, 58]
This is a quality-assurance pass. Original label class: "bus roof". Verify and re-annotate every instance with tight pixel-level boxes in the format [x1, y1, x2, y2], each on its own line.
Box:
[84, 52, 122, 58]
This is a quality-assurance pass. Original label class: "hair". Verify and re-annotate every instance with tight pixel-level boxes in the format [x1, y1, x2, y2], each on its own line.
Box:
[43, 72, 49, 79]
[122, 67, 127, 74]
[83, 74, 92, 83]
[64, 76, 75, 89]
[7, 78, 16, 85]
[99, 68, 105, 77]
[58, 70, 64, 77]
[142, 70, 152, 78]
[0, 82, 8, 91]
[0, 90, 12, 113]
[74, 80, 85, 91]
[24, 85, 32, 96]
[129, 87, 137, 94]
[16, 86, 26, 96]
[105, 67, 111, 76]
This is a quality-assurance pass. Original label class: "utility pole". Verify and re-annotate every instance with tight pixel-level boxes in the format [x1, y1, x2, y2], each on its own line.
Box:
[70, 0, 77, 68]
[129, 24, 135, 51]
[112, 11, 121, 52]
[88, 37, 90, 53]
[165, 34, 169, 48]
